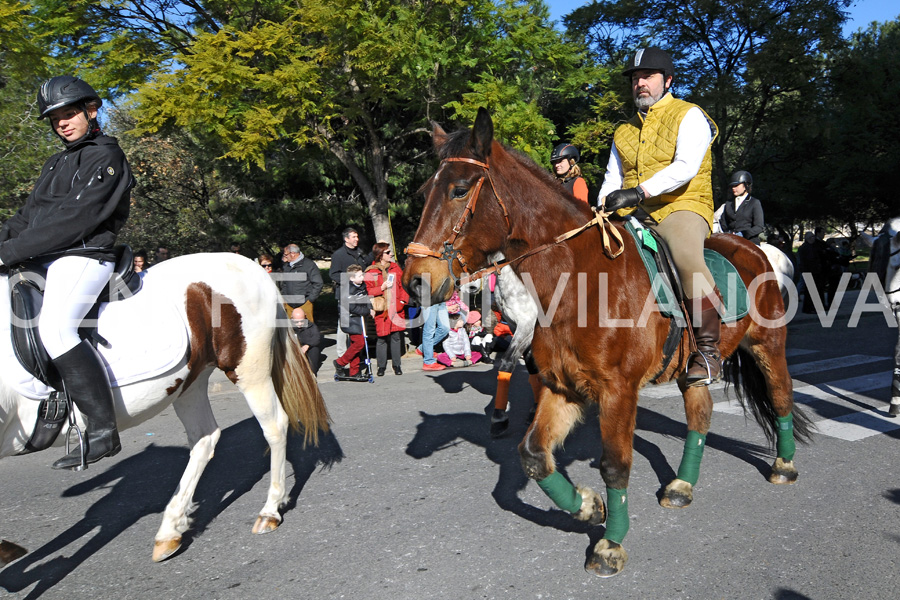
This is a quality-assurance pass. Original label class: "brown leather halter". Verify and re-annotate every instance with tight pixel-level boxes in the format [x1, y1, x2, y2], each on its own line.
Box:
[405, 156, 625, 287]
[405, 157, 510, 286]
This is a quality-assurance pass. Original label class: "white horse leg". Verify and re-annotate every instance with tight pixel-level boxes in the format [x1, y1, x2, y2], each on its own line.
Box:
[235, 375, 289, 534]
[153, 370, 220, 562]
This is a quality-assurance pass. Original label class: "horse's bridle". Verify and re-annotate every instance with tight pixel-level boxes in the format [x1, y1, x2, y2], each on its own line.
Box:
[405, 156, 625, 287]
[405, 157, 511, 287]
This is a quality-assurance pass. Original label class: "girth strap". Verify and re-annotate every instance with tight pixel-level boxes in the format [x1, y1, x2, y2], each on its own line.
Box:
[16, 392, 69, 455]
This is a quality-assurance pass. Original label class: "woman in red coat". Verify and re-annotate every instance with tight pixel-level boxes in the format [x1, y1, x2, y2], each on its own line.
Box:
[364, 242, 409, 376]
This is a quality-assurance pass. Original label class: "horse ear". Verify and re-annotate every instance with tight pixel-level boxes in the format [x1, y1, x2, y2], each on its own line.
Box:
[432, 121, 448, 151]
[470, 107, 494, 160]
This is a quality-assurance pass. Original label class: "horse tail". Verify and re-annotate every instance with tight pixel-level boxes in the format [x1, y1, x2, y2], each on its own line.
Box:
[723, 347, 814, 446]
[271, 305, 331, 447]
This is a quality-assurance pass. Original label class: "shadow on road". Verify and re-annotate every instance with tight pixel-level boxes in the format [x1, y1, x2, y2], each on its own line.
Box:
[407, 369, 777, 539]
[0, 418, 343, 598]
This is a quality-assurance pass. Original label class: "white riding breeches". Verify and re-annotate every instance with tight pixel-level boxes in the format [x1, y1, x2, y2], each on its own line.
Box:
[38, 255, 114, 359]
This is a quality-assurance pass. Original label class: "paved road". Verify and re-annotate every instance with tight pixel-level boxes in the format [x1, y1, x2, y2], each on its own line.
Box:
[1, 291, 898, 599]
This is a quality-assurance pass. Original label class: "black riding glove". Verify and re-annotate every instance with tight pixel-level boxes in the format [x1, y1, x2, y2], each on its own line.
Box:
[604, 187, 645, 212]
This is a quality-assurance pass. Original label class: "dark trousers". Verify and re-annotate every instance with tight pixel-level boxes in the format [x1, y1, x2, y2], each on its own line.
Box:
[377, 331, 402, 369]
[305, 345, 322, 375]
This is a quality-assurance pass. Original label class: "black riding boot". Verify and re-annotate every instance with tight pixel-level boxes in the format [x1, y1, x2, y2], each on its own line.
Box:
[685, 297, 722, 387]
[51, 340, 121, 470]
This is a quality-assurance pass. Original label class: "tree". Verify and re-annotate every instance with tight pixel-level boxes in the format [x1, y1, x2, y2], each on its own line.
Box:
[824, 19, 900, 225]
[564, 0, 851, 202]
[0, 0, 55, 219]
[126, 0, 600, 248]
[20, 1, 600, 251]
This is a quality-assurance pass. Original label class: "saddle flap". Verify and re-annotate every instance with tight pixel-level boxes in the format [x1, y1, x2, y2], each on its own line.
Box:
[624, 219, 684, 319]
[624, 219, 749, 323]
[8, 274, 59, 388]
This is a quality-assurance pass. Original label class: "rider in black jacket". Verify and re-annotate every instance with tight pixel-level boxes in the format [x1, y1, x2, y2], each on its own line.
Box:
[719, 170, 764, 245]
[0, 76, 135, 470]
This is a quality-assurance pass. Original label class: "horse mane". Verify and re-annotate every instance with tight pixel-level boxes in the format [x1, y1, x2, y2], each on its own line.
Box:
[436, 127, 593, 231]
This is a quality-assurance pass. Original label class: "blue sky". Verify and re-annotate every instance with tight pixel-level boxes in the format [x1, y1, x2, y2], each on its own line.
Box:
[545, 0, 899, 36]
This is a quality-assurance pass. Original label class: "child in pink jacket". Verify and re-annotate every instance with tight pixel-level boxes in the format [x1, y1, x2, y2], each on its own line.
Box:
[435, 312, 482, 367]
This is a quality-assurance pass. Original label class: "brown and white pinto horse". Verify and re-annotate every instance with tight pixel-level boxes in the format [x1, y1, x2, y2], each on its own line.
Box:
[0, 253, 330, 564]
[403, 108, 812, 577]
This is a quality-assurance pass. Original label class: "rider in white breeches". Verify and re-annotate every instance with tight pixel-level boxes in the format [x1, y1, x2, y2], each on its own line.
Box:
[0, 76, 134, 470]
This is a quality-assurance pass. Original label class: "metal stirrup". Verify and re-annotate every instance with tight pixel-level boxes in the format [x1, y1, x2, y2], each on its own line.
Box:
[62, 388, 88, 471]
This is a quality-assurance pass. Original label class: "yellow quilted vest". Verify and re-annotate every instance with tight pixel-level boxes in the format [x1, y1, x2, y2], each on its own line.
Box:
[613, 94, 718, 230]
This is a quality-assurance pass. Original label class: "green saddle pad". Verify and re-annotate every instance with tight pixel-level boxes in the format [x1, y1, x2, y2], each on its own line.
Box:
[624, 220, 749, 322]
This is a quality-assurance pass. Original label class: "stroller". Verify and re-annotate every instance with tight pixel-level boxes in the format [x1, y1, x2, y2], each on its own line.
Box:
[334, 315, 375, 383]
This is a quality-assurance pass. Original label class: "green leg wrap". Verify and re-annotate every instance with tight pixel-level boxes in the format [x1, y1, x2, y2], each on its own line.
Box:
[675, 430, 707, 486]
[776, 414, 796, 461]
[604, 487, 629, 544]
[536, 471, 583, 514]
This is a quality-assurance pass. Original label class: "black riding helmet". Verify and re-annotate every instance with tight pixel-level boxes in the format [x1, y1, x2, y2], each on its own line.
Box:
[551, 143, 580, 163]
[37, 76, 103, 145]
[622, 47, 674, 81]
[38, 76, 102, 118]
[729, 170, 753, 189]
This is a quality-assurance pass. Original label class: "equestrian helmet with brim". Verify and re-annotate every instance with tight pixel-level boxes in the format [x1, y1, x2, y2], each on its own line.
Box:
[729, 170, 753, 188]
[37, 76, 102, 118]
[551, 143, 580, 164]
[622, 47, 674, 80]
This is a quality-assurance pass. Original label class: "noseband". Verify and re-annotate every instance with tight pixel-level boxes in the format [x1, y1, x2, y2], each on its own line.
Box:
[405, 156, 625, 288]
[405, 157, 511, 287]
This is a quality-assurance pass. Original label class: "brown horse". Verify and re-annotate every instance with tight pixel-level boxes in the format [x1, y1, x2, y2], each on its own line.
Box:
[402, 108, 812, 577]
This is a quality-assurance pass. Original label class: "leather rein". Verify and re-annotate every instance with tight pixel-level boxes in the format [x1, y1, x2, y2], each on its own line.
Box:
[405, 157, 625, 287]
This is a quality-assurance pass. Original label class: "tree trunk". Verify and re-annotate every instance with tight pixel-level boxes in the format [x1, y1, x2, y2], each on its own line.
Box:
[320, 127, 395, 253]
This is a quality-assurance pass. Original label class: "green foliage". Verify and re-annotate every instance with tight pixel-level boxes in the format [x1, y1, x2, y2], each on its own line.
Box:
[120, 0, 604, 250]
[565, 0, 851, 222]
[444, 0, 603, 165]
[823, 19, 900, 225]
[6, 0, 899, 250]
[0, 0, 56, 219]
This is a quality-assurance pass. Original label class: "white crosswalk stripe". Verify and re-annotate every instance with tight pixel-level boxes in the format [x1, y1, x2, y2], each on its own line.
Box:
[639, 353, 899, 442]
[783, 354, 886, 376]
[715, 354, 899, 441]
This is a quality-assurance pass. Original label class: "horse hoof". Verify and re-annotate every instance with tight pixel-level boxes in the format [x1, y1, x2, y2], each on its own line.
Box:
[585, 539, 628, 578]
[252, 515, 281, 534]
[0, 540, 28, 566]
[574, 486, 606, 526]
[152, 538, 182, 562]
[660, 478, 693, 509]
[490, 410, 509, 438]
[769, 457, 799, 484]
[889, 403, 899, 417]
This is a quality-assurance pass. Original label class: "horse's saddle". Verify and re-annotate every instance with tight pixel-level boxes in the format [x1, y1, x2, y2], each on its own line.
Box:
[622, 218, 749, 384]
[623, 219, 749, 322]
[7, 245, 143, 391]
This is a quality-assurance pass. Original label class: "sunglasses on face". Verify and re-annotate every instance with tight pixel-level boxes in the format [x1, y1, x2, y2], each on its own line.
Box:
[261, 263, 272, 268]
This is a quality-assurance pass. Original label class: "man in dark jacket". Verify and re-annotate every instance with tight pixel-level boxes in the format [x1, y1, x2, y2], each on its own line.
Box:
[720, 170, 764, 245]
[329, 227, 372, 357]
[329, 228, 372, 284]
[280, 243, 323, 322]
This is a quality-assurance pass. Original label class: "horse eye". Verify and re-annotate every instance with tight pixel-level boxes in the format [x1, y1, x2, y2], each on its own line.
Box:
[451, 186, 469, 199]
